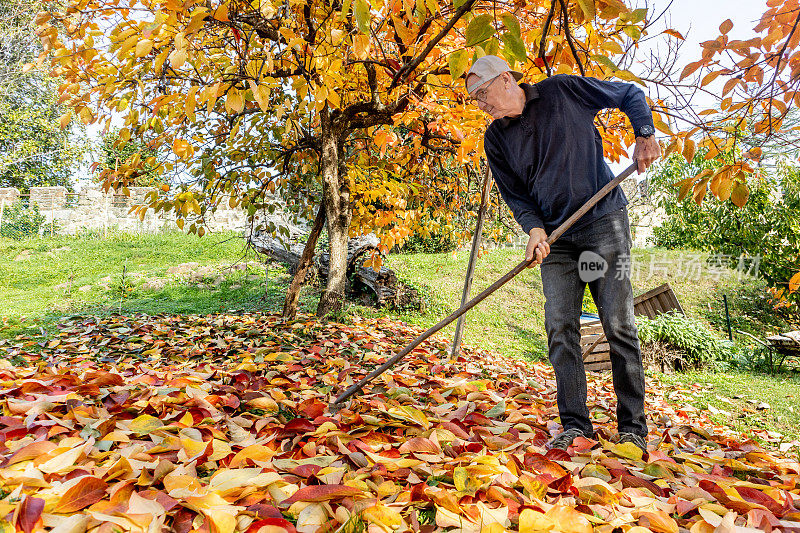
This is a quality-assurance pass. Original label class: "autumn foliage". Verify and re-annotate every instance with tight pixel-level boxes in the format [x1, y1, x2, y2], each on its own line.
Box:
[1, 312, 799, 532]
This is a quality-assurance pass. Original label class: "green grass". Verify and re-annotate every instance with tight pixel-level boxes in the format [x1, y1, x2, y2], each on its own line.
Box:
[655, 370, 800, 445]
[0, 229, 319, 339]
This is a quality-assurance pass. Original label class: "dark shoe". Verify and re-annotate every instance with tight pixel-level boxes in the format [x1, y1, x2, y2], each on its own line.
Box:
[618, 432, 647, 454]
[546, 428, 588, 450]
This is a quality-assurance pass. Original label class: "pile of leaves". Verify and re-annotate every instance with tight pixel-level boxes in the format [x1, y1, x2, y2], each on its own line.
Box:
[0, 312, 799, 533]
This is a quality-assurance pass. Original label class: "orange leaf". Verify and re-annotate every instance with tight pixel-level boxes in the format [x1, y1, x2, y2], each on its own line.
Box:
[398, 437, 440, 454]
[682, 138, 696, 163]
[789, 271, 800, 292]
[719, 19, 733, 34]
[662, 29, 684, 40]
[280, 484, 364, 506]
[639, 510, 679, 533]
[680, 60, 703, 80]
[54, 476, 108, 513]
[2, 440, 57, 467]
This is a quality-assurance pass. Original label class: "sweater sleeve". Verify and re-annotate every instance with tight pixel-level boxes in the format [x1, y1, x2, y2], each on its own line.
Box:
[558, 75, 654, 134]
[484, 130, 545, 235]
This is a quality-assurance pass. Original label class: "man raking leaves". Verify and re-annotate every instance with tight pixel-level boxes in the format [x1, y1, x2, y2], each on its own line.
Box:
[467, 56, 660, 452]
[333, 57, 660, 455]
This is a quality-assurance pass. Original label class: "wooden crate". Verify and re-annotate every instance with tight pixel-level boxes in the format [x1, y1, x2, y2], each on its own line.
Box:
[633, 283, 685, 318]
[580, 319, 611, 371]
[581, 283, 684, 372]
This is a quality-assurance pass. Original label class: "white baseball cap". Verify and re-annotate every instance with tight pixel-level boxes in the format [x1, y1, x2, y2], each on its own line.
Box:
[465, 55, 523, 93]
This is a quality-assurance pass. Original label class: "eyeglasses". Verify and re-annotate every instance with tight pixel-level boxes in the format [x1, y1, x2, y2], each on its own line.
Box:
[468, 75, 501, 104]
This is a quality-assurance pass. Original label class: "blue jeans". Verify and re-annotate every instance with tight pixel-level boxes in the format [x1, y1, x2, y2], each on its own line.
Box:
[540, 207, 647, 437]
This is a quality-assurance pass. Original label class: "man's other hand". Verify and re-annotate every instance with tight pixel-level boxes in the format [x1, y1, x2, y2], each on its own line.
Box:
[526, 228, 550, 268]
[633, 136, 661, 174]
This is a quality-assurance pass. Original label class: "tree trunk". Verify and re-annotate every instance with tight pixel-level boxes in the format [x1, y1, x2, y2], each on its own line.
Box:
[316, 112, 351, 318]
[282, 200, 326, 320]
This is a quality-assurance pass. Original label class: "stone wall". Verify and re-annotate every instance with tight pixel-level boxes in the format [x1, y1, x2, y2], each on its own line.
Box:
[0, 186, 301, 236]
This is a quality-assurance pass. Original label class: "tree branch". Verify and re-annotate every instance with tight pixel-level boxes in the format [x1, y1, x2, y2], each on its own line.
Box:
[558, 0, 585, 76]
[389, 0, 477, 90]
[538, 0, 557, 77]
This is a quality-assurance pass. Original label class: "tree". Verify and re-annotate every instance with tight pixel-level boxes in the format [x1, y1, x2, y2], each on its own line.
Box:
[0, 0, 85, 193]
[38, 0, 676, 317]
[649, 150, 800, 309]
[94, 129, 161, 188]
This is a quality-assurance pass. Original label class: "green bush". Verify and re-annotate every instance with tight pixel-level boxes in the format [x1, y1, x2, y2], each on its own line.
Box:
[393, 231, 456, 254]
[0, 203, 56, 240]
[637, 312, 729, 369]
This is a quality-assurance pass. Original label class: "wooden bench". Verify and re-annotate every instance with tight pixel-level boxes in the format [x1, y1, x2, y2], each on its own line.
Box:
[581, 282, 684, 372]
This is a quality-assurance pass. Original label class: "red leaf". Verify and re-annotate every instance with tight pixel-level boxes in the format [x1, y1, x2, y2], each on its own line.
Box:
[735, 486, 784, 516]
[280, 484, 364, 506]
[290, 464, 322, 478]
[282, 418, 315, 434]
[53, 476, 108, 513]
[246, 518, 298, 533]
[17, 497, 44, 533]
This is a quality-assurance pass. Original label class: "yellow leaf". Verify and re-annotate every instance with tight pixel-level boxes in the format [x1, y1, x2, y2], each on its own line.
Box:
[453, 467, 467, 492]
[168, 48, 188, 69]
[135, 38, 154, 57]
[129, 414, 164, 435]
[225, 89, 244, 113]
[362, 503, 403, 530]
[214, 3, 229, 21]
[184, 492, 242, 533]
[59, 112, 72, 129]
[730, 180, 749, 207]
[519, 508, 554, 533]
[545, 505, 591, 533]
[296, 502, 328, 532]
[654, 119, 673, 135]
[575, 0, 596, 21]
[38, 445, 84, 474]
[186, 87, 198, 121]
[610, 441, 644, 461]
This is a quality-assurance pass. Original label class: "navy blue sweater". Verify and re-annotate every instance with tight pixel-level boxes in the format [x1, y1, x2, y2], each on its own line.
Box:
[483, 75, 654, 236]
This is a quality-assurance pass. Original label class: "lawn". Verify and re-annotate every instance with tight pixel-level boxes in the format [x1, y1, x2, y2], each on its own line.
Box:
[1, 230, 798, 447]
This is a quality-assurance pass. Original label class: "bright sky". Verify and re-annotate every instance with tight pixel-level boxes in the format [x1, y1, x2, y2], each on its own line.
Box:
[611, 0, 768, 175]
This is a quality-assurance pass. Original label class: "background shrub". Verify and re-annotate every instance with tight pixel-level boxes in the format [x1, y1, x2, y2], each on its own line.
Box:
[0, 203, 56, 239]
[637, 312, 729, 369]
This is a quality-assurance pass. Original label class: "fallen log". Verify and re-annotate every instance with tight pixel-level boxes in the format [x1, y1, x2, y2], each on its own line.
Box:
[248, 231, 421, 309]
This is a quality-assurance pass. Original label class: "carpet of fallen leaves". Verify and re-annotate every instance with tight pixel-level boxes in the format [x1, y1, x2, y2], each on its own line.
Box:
[0, 312, 799, 533]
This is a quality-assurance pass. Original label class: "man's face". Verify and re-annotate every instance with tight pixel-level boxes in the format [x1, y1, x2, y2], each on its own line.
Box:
[467, 72, 515, 119]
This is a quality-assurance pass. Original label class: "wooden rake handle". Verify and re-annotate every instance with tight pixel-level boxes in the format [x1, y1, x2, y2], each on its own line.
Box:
[331, 162, 638, 407]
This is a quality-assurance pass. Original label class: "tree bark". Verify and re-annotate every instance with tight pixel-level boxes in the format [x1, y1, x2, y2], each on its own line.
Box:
[282, 200, 326, 320]
[316, 111, 351, 318]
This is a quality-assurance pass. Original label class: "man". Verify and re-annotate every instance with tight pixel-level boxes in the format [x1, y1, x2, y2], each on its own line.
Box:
[465, 55, 660, 452]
